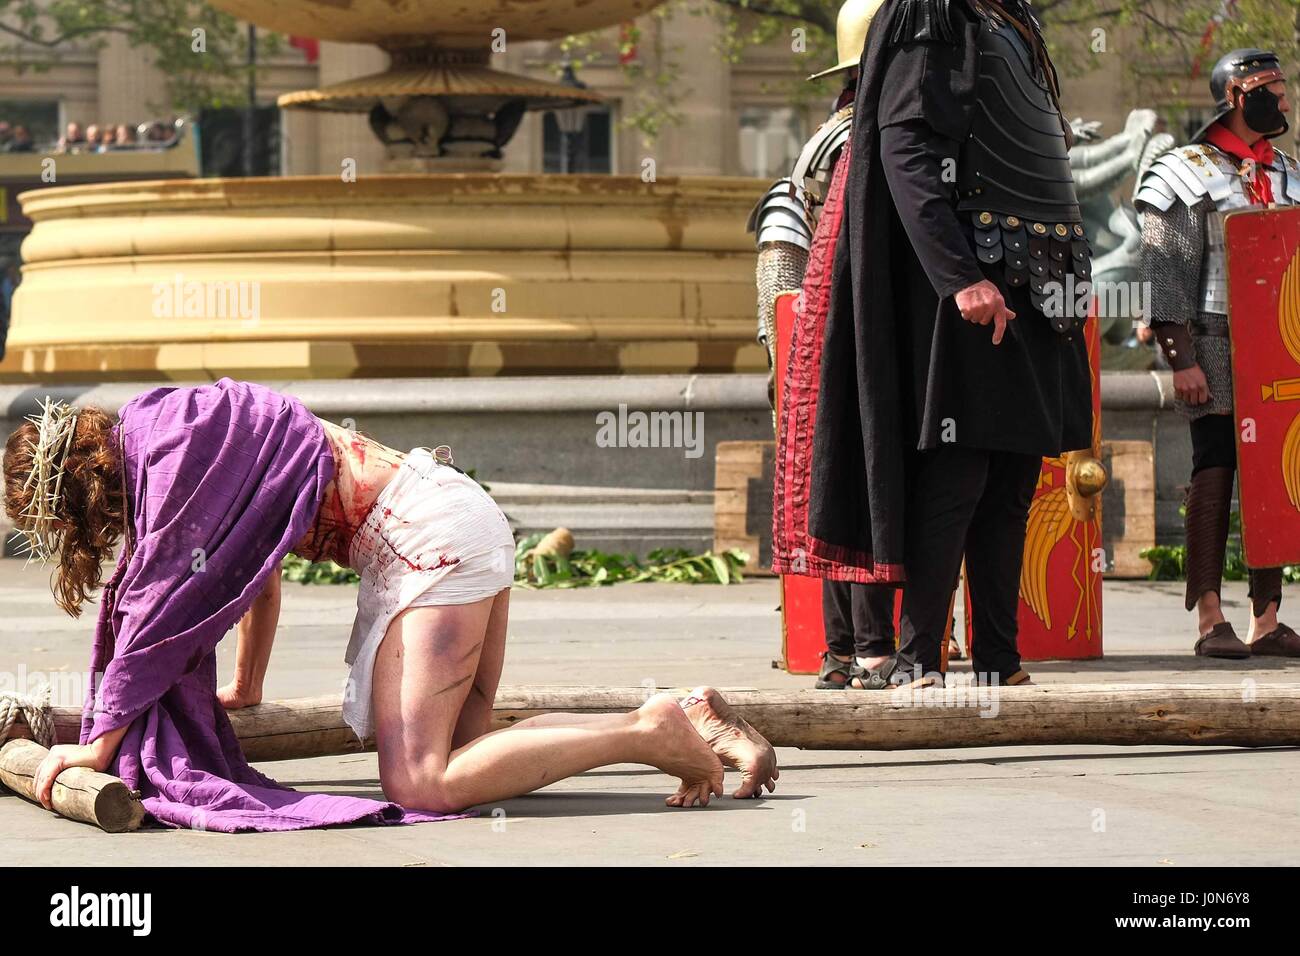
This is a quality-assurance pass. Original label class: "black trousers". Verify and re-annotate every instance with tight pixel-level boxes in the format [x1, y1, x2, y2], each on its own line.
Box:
[1190, 413, 1236, 474]
[823, 580, 896, 658]
[895, 445, 1042, 682]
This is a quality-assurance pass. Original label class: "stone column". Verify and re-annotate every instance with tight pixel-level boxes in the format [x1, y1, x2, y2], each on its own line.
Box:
[97, 33, 168, 128]
[312, 41, 389, 177]
[654, 7, 729, 177]
[498, 39, 548, 174]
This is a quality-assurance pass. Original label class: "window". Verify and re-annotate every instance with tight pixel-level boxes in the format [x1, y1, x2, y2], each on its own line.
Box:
[543, 107, 613, 173]
[1182, 106, 1218, 142]
[738, 106, 805, 179]
[0, 99, 59, 150]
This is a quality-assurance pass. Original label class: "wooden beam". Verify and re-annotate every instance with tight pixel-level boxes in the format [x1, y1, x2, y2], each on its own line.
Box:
[9, 684, 1299, 761]
[0, 739, 144, 833]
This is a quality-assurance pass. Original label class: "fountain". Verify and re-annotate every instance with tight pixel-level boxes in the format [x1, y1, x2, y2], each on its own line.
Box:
[0, 0, 766, 383]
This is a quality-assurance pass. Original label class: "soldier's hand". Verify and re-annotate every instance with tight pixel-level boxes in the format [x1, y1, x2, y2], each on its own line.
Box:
[954, 279, 1016, 346]
[1173, 364, 1210, 406]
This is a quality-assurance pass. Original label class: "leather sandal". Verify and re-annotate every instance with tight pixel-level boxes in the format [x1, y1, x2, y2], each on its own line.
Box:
[1194, 622, 1251, 659]
[846, 658, 890, 689]
[850, 658, 944, 690]
[1004, 670, 1033, 686]
[815, 651, 853, 689]
[1249, 623, 1300, 658]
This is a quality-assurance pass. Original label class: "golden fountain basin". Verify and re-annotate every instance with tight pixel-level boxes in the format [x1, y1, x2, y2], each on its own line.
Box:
[1, 174, 767, 382]
[207, 0, 666, 47]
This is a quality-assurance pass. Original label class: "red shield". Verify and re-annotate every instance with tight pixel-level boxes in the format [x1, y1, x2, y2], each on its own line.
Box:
[1225, 206, 1300, 568]
[998, 313, 1104, 660]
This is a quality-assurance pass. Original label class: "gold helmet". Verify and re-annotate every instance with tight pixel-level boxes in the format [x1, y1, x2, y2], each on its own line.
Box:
[807, 0, 889, 82]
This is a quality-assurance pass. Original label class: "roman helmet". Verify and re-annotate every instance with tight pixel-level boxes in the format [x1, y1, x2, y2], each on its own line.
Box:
[1192, 48, 1288, 142]
[806, 0, 889, 82]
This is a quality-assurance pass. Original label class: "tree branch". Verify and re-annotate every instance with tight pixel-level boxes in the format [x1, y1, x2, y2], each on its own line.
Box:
[0, 21, 128, 47]
[711, 0, 837, 34]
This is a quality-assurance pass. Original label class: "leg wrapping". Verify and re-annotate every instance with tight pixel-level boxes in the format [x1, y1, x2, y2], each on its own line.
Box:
[1183, 466, 1234, 612]
[1248, 567, 1283, 617]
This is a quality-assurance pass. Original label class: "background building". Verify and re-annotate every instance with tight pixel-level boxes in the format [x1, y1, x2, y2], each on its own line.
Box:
[0, 7, 1238, 186]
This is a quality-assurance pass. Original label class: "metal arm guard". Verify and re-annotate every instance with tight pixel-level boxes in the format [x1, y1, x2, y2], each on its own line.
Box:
[747, 178, 813, 252]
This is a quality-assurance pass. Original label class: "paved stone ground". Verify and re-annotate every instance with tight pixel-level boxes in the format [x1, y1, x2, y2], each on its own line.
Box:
[2, 559, 1297, 866]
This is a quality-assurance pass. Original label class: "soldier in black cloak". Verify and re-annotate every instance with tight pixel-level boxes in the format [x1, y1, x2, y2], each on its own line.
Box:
[773, 0, 1093, 687]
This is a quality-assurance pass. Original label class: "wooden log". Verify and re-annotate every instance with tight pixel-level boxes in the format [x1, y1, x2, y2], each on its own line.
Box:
[0, 739, 145, 833]
[15, 683, 1300, 761]
[12, 683, 1300, 763]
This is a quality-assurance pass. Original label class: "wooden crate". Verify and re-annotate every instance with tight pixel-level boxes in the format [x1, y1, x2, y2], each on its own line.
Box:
[713, 440, 776, 575]
[1100, 439, 1156, 578]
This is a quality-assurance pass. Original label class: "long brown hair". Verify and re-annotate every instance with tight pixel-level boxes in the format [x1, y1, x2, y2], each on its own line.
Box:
[3, 406, 124, 616]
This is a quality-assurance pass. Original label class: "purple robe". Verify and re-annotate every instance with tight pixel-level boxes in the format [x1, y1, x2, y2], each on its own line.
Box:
[79, 379, 456, 831]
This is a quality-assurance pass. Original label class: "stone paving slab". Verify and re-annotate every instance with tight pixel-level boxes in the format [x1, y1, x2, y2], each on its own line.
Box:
[2, 560, 1296, 866]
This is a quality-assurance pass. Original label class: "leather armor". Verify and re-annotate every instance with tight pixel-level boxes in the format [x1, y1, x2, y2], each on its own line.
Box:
[955, 8, 1089, 331]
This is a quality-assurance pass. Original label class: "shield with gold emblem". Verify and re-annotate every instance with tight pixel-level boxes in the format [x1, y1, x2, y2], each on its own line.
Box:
[964, 313, 1106, 661]
[1225, 206, 1300, 568]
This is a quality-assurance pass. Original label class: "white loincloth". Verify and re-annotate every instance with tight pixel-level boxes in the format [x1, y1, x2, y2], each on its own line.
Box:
[342, 447, 515, 740]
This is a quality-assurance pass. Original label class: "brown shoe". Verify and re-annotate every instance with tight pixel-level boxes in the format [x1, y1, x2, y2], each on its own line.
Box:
[1194, 622, 1251, 659]
[1249, 623, 1300, 658]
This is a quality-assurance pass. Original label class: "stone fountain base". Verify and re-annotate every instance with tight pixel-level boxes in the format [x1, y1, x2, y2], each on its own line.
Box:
[1, 173, 767, 382]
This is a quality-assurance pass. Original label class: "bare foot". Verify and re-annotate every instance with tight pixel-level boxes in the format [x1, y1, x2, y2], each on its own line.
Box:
[680, 686, 779, 799]
[637, 694, 724, 808]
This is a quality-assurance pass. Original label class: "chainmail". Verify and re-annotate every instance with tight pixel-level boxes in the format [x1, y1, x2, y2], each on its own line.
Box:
[1139, 197, 1232, 419]
[756, 241, 808, 353]
[756, 240, 808, 427]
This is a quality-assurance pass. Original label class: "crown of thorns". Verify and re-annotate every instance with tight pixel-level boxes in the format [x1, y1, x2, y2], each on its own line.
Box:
[15, 398, 80, 565]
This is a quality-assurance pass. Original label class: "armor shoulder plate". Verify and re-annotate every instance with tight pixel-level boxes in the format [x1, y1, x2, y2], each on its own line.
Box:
[887, 0, 958, 45]
[790, 107, 853, 197]
[747, 178, 813, 251]
[1140, 146, 1232, 210]
[1134, 172, 1178, 213]
[1273, 147, 1300, 204]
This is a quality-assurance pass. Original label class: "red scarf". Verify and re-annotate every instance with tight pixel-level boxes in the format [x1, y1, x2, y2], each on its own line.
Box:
[1204, 122, 1276, 205]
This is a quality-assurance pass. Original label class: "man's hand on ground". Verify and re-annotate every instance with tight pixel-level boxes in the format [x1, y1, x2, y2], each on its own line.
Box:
[954, 279, 1016, 345]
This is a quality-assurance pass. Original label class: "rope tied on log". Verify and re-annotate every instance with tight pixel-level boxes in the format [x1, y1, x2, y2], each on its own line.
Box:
[0, 684, 55, 748]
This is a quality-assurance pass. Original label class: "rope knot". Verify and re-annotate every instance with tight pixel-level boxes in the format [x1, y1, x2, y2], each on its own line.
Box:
[0, 684, 55, 748]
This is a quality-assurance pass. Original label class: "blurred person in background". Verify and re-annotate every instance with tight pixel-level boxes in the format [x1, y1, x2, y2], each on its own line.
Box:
[56, 121, 84, 153]
[0, 261, 17, 363]
[143, 120, 173, 145]
[6, 125, 33, 152]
